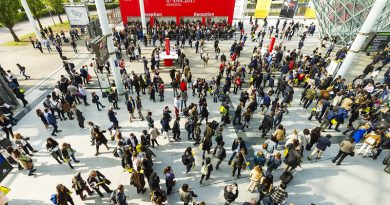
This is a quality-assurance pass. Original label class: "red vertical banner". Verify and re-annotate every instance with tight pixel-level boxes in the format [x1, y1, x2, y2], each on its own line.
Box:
[269, 37, 276, 52]
[176, 16, 180, 26]
[202, 17, 206, 25]
[165, 38, 170, 55]
[150, 16, 154, 27]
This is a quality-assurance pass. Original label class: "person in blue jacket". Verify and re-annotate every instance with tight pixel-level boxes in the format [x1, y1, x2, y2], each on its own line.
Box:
[308, 134, 332, 160]
[44, 108, 62, 136]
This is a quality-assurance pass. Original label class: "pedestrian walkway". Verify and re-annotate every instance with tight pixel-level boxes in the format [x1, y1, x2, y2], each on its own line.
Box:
[1, 16, 389, 205]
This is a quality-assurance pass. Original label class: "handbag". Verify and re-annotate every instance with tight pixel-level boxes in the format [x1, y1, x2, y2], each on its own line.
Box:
[199, 143, 203, 150]
[350, 151, 355, 157]
[366, 137, 376, 146]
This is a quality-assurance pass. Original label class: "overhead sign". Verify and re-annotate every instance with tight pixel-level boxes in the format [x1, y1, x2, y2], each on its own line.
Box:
[65, 5, 90, 26]
[108, 7, 122, 25]
[365, 32, 390, 52]
[91, 36, 109, 65]
[279, 0, 298, 18]
[119, 0, 236, 24]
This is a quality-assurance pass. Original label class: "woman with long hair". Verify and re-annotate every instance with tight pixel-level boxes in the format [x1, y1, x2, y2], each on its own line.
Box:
[36, 109, 48, 129]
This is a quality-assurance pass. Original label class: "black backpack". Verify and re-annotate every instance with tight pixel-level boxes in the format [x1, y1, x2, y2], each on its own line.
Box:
[182, 154, 191, 165]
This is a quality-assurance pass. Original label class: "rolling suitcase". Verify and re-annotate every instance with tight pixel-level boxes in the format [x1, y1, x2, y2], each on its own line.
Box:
[280, 171, 293, 184]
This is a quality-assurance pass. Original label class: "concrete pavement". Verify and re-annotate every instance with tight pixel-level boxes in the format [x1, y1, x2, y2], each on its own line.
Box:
[1, 16, 389, 205]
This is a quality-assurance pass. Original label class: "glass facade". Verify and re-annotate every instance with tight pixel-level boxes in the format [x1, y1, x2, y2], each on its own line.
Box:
[313, 0, 390, 45]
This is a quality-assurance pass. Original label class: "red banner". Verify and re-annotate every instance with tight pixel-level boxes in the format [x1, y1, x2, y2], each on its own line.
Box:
[119, 0, 236, 24]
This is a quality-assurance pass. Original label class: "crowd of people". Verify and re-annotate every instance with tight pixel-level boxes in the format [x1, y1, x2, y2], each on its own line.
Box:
[1, 15, 390, 205]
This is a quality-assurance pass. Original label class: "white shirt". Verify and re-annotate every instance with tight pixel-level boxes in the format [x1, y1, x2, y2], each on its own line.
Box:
[174, 98, 180, 109]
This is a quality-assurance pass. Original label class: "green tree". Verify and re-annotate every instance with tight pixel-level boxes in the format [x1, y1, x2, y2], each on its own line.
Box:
[27, 0, 46, 30]
[45, 0, 65, 24]
[0, 0, 23, 42]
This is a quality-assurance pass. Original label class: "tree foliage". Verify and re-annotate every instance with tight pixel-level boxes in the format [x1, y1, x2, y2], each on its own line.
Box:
[0, 0, 23, 41]
[45, 0, 65, 14]
[0, 0, 23, 28]
[27, 0, 46, 18]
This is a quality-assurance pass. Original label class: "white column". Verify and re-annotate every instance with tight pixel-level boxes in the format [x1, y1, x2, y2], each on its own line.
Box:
[139, 0, 147, 35]
[20, 0, 43, 42]
[336, 0, 387, 78]
[95, 0, 124, 95]
[69, 0, 74, 4]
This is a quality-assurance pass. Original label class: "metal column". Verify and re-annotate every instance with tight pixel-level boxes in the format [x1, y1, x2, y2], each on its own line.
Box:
[95, 0, 124, 94]
[336, 0, 388, 77]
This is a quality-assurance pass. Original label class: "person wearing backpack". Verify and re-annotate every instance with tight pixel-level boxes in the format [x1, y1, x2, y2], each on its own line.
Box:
[303, 85, 316, 109]
[150, 188, 167, 205]
[172, 117, 181, 140]
[55, 184, 74, 205]
[110, 185, 127, 205]
[185, 119, 195, 140]
[213, 141, 226, 169]
[199, 157, 213, 184]
[182, 147, 195, 173]
[224, 183, 238, 205]
[231, 151, 245, 179]
[163, 166, 176, 194]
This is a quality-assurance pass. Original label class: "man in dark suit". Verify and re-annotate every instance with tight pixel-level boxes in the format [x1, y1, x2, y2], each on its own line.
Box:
[228, 137, 247, 165]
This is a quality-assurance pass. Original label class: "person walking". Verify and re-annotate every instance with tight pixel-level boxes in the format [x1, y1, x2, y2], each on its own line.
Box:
[55, 184, 75, 205]
[266, 152, 282, 176]
[258, 174, 274, 201]
[72, 172, 94, 201]
[126, 97, 136, 122]
[70, 40, 78, 53]
[14, 133, 38, 156]
[136, 96, 145, 121]
[231, 151, 245, 179]
[44, 108, 62, 136]
[199, 157, 213, 184]
[0, 115, 14, 140]
[16, 63, 30, 79]
[172, 117, 181, 140]
[92, 128, 110, 156]
[160, 116, 171, 140]
[149, 124, 161, 148]
[263, 183, 288, 205]
[224, 183, 239, 205]
[46, 138, 64, 164]
[182, 147, 195, 174]
[247, 165, 263, 193]
[107, 107, 119, 135]
[91, 92, 105, 111]
[87, 170, 113, 197]
[332, 138, 356, 165]
[72, 105, 85, 129]
[12, 149, 36, 176]
[213, 141, 226, 169]
[179, 184, 197, 205]
[130, 166, 147, 194]
[308, 134, 332, 160]
[61, 143, 80, 169]
[110, 184, 128, 205]
[163, 166, 176, 195]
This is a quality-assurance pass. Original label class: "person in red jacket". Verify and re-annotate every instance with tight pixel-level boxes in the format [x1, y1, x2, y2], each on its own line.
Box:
[180, 80, 187, 92]
[233, 77, 241, 94]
